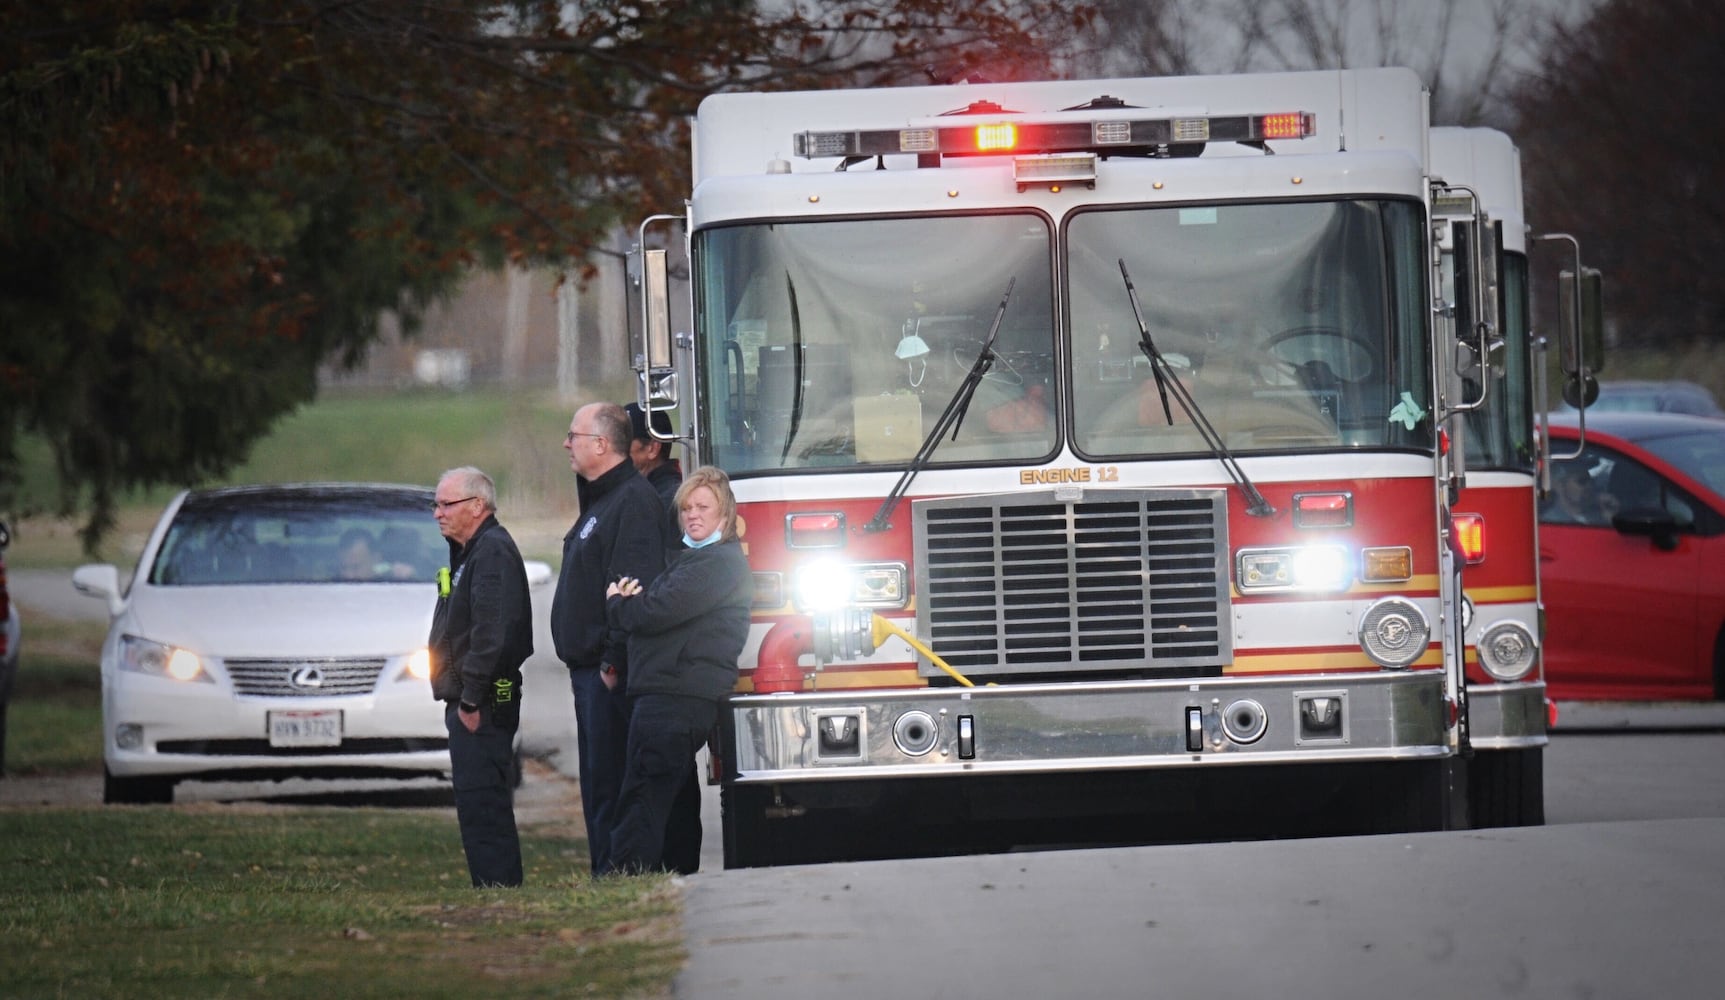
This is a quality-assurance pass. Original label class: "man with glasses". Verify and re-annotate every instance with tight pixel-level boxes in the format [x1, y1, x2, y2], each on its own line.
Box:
[551, 402, 667, 875]
[428, 466, 533, 887]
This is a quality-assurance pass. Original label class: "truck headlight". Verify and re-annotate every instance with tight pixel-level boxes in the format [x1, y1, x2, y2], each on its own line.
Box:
[793, 561, 908, 612]
[1237, 545, 1352, 593]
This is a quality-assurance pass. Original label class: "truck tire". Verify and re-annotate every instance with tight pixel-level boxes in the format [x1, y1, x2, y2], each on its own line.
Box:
[1468, 747, 1544, 828]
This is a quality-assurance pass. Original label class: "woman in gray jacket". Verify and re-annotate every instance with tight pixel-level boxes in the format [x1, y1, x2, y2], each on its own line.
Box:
[604, 465, 753, 874]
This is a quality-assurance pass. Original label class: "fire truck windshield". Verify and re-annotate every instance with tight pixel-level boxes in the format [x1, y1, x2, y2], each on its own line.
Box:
[695, 198, 1433, 477]
[1070, 198, 1431, 457]
[698, 213, 1058, 474]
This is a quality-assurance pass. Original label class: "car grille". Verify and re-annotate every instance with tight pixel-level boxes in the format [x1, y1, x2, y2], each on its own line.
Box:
[913, 488, 1231, 677]
[225, 657, 388, 697]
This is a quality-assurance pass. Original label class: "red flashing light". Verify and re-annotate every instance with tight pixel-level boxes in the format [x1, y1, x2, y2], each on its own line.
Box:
[1293, 492, 1352, 528]
[975, 123, 1018, 151]
[1452, 512, 1485, 565]
[786, 512, 847, 549]
[1259, 112, 1308, 140]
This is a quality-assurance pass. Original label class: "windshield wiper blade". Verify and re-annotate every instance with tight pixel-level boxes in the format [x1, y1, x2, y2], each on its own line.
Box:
[1118, 259, 1275, 518]
[779, 271, 805, 466]
[865, 277, 1016, 533]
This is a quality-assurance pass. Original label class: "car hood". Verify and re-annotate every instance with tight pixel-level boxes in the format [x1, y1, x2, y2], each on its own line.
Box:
[121, 582, 439, 659]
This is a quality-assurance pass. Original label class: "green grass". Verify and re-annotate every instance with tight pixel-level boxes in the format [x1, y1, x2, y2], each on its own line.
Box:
[0, 808, 681, 999]
[5, 615, 105, 775]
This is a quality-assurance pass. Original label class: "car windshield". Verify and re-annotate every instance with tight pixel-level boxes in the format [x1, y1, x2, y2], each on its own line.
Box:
[1635, 429, 1725, 498]
[149, 488, 445, 585]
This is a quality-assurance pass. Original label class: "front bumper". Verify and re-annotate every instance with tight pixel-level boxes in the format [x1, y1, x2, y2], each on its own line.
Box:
[725, 670, 1452, 784]
[103, 672, 449, 780]
[1464, 680, 1549, 749]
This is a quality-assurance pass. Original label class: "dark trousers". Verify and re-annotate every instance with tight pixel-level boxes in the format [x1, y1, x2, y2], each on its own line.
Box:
[446, 702, 522, 887]
[608, 694, 718, 876]
[661, 753, 704, 875]
[569, 664, 631, 875]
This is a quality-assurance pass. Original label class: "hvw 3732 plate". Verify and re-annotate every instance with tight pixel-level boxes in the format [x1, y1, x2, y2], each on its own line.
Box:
[268, 710, 342, 747]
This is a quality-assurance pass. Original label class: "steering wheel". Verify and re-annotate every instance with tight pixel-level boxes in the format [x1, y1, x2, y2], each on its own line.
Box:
[1263, 325, 1377, 385]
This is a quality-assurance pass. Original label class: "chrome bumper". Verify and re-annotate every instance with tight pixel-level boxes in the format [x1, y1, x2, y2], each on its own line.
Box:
[725, 671, 1452, 784]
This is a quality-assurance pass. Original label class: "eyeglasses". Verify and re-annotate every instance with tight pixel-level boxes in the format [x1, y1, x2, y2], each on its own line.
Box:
[564, 431, 605, 445]
[432, 496, 480, 512]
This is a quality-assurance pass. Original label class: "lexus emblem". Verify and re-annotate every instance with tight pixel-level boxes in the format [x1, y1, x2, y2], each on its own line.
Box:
[290, 666, 325, 690]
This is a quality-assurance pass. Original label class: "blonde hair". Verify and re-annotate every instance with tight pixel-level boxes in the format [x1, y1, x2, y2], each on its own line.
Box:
[674, 465, 739, 542]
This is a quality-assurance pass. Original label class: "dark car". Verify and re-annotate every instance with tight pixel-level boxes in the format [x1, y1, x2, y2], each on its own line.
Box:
[1540, 412, 1725, 700]
[0, 520, 18, 776]
[1558, 380, 1723, 418]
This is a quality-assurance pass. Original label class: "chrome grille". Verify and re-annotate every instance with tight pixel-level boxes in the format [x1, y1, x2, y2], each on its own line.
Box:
[225, 658, 387, 697]
[913, 489, 1230, 677]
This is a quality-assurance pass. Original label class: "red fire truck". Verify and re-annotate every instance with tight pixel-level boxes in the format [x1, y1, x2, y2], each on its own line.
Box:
[1431, 126, 1602, 826]
[634, 69, 1550, 867]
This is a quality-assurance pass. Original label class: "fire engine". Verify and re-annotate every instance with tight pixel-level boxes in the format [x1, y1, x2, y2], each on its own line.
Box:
[1430, 126, 1602, 826]
[632, 69, 1561, 867]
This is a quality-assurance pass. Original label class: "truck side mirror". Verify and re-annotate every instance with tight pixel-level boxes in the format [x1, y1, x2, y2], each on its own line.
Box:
[1558, 267, 1604, 378]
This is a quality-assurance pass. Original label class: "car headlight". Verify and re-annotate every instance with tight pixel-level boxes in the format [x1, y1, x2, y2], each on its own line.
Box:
[120, 635, 212, 683]
[400, 647, 433, 682]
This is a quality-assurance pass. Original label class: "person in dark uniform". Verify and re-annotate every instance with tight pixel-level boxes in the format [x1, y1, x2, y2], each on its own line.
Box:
[624, 402, 683, 552]
[623, 400, 703, 874]
[428, 466, 533, 887]
[604, 465, 753, 875]
[551, 402, 666, 876]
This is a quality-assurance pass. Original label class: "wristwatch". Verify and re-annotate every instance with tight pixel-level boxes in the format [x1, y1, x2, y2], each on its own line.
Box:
[458, 701, 479, 713]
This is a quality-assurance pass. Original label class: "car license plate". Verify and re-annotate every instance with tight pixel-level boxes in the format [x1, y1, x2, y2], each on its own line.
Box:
[268, 710, 342, 747]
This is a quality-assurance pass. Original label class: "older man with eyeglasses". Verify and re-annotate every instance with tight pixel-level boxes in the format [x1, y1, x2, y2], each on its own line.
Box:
[428, 465, 533, 887]
[550, 402, 667, 876]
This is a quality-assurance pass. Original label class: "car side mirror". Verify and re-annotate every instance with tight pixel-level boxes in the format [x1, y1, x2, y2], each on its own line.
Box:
[1611, 507, 1682, 552]
[72, 563, 125, 617]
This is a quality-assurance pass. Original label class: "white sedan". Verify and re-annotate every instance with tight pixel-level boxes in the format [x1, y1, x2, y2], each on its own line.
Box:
[74, 483, 548, 804]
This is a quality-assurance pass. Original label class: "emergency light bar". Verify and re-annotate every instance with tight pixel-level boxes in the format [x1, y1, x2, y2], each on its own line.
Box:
[792, 111, 1316, 159]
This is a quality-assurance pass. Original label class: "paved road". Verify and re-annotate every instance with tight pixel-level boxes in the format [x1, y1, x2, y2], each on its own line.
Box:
[675, 731, 1725, 1000]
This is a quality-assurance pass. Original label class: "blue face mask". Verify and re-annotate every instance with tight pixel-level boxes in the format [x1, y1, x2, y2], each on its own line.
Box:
[683, 531, 721, 549]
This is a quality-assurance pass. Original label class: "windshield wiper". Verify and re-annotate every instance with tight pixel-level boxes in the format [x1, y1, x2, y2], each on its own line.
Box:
[779, 271, 805, 466]
[864, 277, 1016, 533]
[1118, 259, 1275, 517]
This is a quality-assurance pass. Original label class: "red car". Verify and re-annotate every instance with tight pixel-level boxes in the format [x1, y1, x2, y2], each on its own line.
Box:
[1541, 411, 1725, 700]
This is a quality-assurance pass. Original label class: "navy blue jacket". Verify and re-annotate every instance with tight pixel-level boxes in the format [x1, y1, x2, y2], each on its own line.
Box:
[550, 458, 665, 672]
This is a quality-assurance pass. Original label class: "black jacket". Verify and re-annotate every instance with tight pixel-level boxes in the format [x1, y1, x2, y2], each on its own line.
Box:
[427, 515, 533, 707]
[606, 538, 752, 701]
[644, 460, 684, 553]
[550, 458, 666, 672]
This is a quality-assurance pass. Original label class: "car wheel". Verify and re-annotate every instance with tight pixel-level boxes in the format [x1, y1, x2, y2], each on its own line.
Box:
[103, 767, 175, 805]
